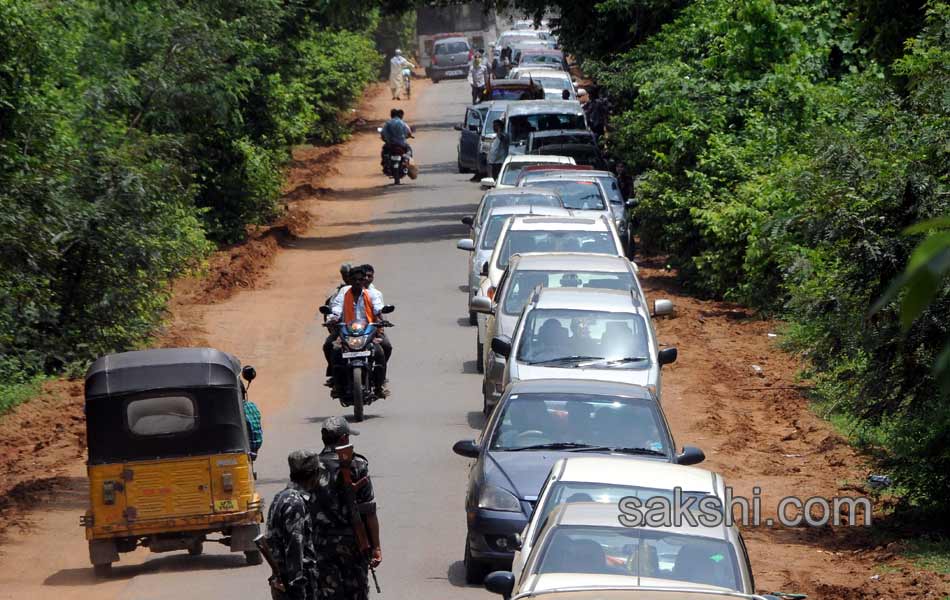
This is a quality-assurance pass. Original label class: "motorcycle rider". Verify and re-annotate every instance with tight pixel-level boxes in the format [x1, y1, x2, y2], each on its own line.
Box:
[380, 109, 413, 173]
[326, 266, 389, 398]
[361, 264, 392, 366]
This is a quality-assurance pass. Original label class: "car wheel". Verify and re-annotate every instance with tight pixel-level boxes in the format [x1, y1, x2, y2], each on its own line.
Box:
[464, 539, 489, 585]
[476, 335, 484, 374]
[93, 564, 112, 578]
[468, 310, 477, 326]
[245, 550, 263, 565]
[482, 380, 492, 417]
[432, 77, 440, 84]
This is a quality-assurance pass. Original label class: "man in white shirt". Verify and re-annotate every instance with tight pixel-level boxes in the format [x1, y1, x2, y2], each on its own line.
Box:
[467, 52, 490, 104]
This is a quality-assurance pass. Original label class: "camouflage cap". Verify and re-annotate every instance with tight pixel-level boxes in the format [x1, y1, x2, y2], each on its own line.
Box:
[287, 449, 321, 477]
[321, 415, 359, 439]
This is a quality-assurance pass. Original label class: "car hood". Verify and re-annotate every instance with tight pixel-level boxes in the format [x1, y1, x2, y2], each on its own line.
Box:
[485, 450, 575, 500]
[514, 364, 652, 386]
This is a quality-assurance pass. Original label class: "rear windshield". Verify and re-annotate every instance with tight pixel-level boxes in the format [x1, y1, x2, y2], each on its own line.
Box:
[508, 113, 586, 143]
[502, 270, 635, 315]
[527, 181, 607, 210]
[502, 161, 570, 186]
[497, 230, 617, 267]
[533, 133, 594, 148]
[435, 41, 469, 55]
[127, 395, 196, 436]
[522, 54, 563, 66]
[479, 193, 562, 227]
[533, 77, 571, 90]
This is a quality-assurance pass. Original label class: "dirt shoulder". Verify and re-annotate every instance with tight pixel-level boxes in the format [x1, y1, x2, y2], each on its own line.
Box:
[0, 78, 428, 548]
[639, 255, 949, 598]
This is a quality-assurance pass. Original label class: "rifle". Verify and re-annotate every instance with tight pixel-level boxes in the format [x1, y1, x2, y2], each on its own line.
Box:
[254, 533, 288, 593]
[336, 444, 382, 594]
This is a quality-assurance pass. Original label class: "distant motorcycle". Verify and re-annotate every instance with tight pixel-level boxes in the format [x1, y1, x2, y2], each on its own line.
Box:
[319, 304, 395, 422]
[377, 127, 413, 185]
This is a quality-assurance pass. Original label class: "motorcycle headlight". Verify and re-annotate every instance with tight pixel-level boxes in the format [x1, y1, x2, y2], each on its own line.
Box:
[345, 335, 371, 349]
[478, 484, 522, 512]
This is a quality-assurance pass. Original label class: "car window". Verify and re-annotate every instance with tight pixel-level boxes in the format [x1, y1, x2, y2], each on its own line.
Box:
[594, 175, 623, 203]
[497, 230, 617, 268]
[508, 113, 586, 143]
[489, 393, 668, 453]
[479, 194, 562, 227]
[533, 526, 742, 592]
[527, 181, 606, 210]
[127, 395, 196, 436]
[532, 77, 571, 90]
[466, 109, 482, 128]
[482, 109, 506, 135]
[481, 214, 511, 250]
[515, 308, 650, 367]
[502, 270, 634, 315]
[436, 41, 469, 55]
[501, 161, 565, 186]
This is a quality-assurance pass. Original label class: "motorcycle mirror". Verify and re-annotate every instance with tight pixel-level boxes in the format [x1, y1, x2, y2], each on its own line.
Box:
[319, 305, 332, 315]
[241, 365, 257, 382]
[381, 305, 396, 314]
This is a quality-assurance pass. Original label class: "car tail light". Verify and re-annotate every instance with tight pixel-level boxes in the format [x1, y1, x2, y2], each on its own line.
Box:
[487, 287, 495, 300]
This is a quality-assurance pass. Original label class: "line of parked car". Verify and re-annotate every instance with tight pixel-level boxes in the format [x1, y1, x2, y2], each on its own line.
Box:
[449, 29, 802, 600]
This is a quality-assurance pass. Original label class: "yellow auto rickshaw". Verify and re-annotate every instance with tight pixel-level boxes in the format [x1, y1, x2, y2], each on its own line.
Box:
[80, 348, 264, 576]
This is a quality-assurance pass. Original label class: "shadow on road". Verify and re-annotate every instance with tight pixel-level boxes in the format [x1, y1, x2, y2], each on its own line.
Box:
[466, 411, 486, 430]
[446, 560, 477, 588]
[390, 203, 477, 215]
[461, 360, 479, 375]
[44, 553, 249, 587]
[304, 414, 384, 424]
[283, 223, 467, 251]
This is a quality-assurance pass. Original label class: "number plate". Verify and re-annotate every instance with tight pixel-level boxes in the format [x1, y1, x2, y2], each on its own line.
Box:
[446, 70, 464, 76]
[342, 350, 371, 358]
[214, 498, 237, 512]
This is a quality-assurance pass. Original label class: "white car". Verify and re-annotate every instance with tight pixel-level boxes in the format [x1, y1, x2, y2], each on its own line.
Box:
[494, 285, 677, 400]
[457, 204, 571, 327]
[513, 455, 727, 575]
[481, 154, 576, 190]
[486, 502, 757, 598]
[510, 68, 576, 100]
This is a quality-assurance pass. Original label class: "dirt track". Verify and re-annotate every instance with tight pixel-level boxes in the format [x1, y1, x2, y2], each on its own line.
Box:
[0, 78, 947, 598]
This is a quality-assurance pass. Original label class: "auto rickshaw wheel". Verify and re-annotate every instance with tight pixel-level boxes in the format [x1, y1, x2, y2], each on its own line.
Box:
[93, 563, 113, 578]
[188, 540, 203, 556]
[245, 550, 263, 565]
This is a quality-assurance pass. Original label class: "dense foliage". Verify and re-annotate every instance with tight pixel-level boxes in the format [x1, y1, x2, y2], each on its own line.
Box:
[0, 0, 394, 400]
[521, 0, 949, 509]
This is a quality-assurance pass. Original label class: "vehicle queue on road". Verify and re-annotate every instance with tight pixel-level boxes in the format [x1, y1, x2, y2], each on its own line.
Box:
[450, 24, 801, 600]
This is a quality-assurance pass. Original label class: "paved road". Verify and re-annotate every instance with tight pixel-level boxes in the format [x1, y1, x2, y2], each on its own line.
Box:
[114, 79, 488, 599]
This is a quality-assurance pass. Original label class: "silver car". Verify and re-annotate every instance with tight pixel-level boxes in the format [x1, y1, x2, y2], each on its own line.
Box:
[493, 286, 678, 401]
[473, 253, 671, 414]
[521, 176, 614, 224]
[457, 205, 571, 327]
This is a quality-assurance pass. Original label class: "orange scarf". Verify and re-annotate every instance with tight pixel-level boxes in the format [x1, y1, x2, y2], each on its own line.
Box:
[343, 288, 375, 323]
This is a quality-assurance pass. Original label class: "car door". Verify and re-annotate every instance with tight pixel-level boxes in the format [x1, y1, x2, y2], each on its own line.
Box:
[460, 108, 482, 170]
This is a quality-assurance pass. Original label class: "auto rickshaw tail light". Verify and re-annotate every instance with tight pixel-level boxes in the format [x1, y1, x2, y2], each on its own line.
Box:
[222, 472, 234, 492]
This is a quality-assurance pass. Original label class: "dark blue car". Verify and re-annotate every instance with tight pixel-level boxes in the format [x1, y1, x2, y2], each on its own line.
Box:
[452, 378, 705, 583]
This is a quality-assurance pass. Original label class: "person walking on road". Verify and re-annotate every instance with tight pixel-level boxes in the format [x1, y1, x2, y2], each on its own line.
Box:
[311, 417, 381, 600]
[389, 50, 414, 100]
[488, 119, 510, 181]
[264, 450, 321, 600]
[467, 52, 489, 104]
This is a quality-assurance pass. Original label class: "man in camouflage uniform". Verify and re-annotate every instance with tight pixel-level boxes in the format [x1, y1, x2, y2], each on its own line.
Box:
[265, 450, 321, 600]
[311, 416, 381, 600]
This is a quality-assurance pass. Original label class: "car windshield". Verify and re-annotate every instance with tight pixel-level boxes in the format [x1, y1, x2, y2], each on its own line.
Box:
[534, 484, 718, 541]
[509, 113, 586, 143]
[533, 77, 571, 90]
[592, 175, 623, 203]
[515, 308, 650, 367]
[482, 109, 506, 135]
[490, 87, 540, 100]
[435, 41, 469, 55]
[502, 270, 634, 315]
[533, 133, 594, 149]
[478, 193, 561, 228]
[527, 181, 606, 210]
[497, 230, 617, 268]
[481, 214, 512, 250]
[533, 526, 742, 591]
[501, 161, 568, 186]
[489, 393, 668, 454]
[523, 54, 562, 66]
[499, 34, 537, 47]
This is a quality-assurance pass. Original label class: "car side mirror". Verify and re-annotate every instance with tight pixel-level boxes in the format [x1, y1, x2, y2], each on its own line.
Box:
[318, 305, 332, 315]
[471, 296, 494, 315]
[480, 261, 490, 276]
[652, 299, 674, 316]
[480, 177, 496, 189]
[461, 216, 474, 226]
[452, 439, 480, 458]
[491, 335, 512, 358]
[241, 365, 256, 382]
[457, 238, 475, 251]
[470, 124, 481, 132]
[512, 533, 523, 550]
[676, 446, 705, 466]
[658, 347, 677, 366]
[381, 305, 395, 314]
[454, 124, 463, 131]
[484, 571, 516, 599]
[625, 198, 638, 208]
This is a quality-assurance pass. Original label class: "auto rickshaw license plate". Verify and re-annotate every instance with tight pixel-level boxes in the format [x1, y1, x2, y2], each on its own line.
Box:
[214, 499, 238, 512]
[342, 350, 371, 358]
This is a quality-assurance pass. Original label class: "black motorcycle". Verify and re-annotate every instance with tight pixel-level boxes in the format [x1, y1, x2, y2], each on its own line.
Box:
[319, 304, 394, 421]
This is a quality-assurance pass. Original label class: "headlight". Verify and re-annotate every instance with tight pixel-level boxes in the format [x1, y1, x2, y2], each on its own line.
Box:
[478, 485, 522, 512]
[345, 335, 371, 349]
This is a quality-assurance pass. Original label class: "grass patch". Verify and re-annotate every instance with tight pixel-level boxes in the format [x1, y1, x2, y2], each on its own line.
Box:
[0, 376, 46, 416]
[905, 537, 950, 575]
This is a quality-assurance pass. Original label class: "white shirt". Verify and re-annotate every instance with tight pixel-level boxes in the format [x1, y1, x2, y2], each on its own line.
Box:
[329, 285, 384, 321]
[468, 62, 489, 87]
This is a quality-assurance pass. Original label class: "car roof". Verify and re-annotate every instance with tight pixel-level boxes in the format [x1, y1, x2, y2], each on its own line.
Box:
[509, 252, 631, 272]
[507, 378, 654, 398]
[504, 154, 575, 164]
[519, 69, 571, 78]
[550, 502, 730, 539]
[484, 188, 561, 198]
[506, 101, 584, 116]
[556, 456, 718, 491]
[480, 100, 511, 111]
[516, 586, 763, 600]
[486, 205, 571, 218]
[534, 286, 638, 311]
[529, 129, 595, 139]
[508, 215, 606, 231]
